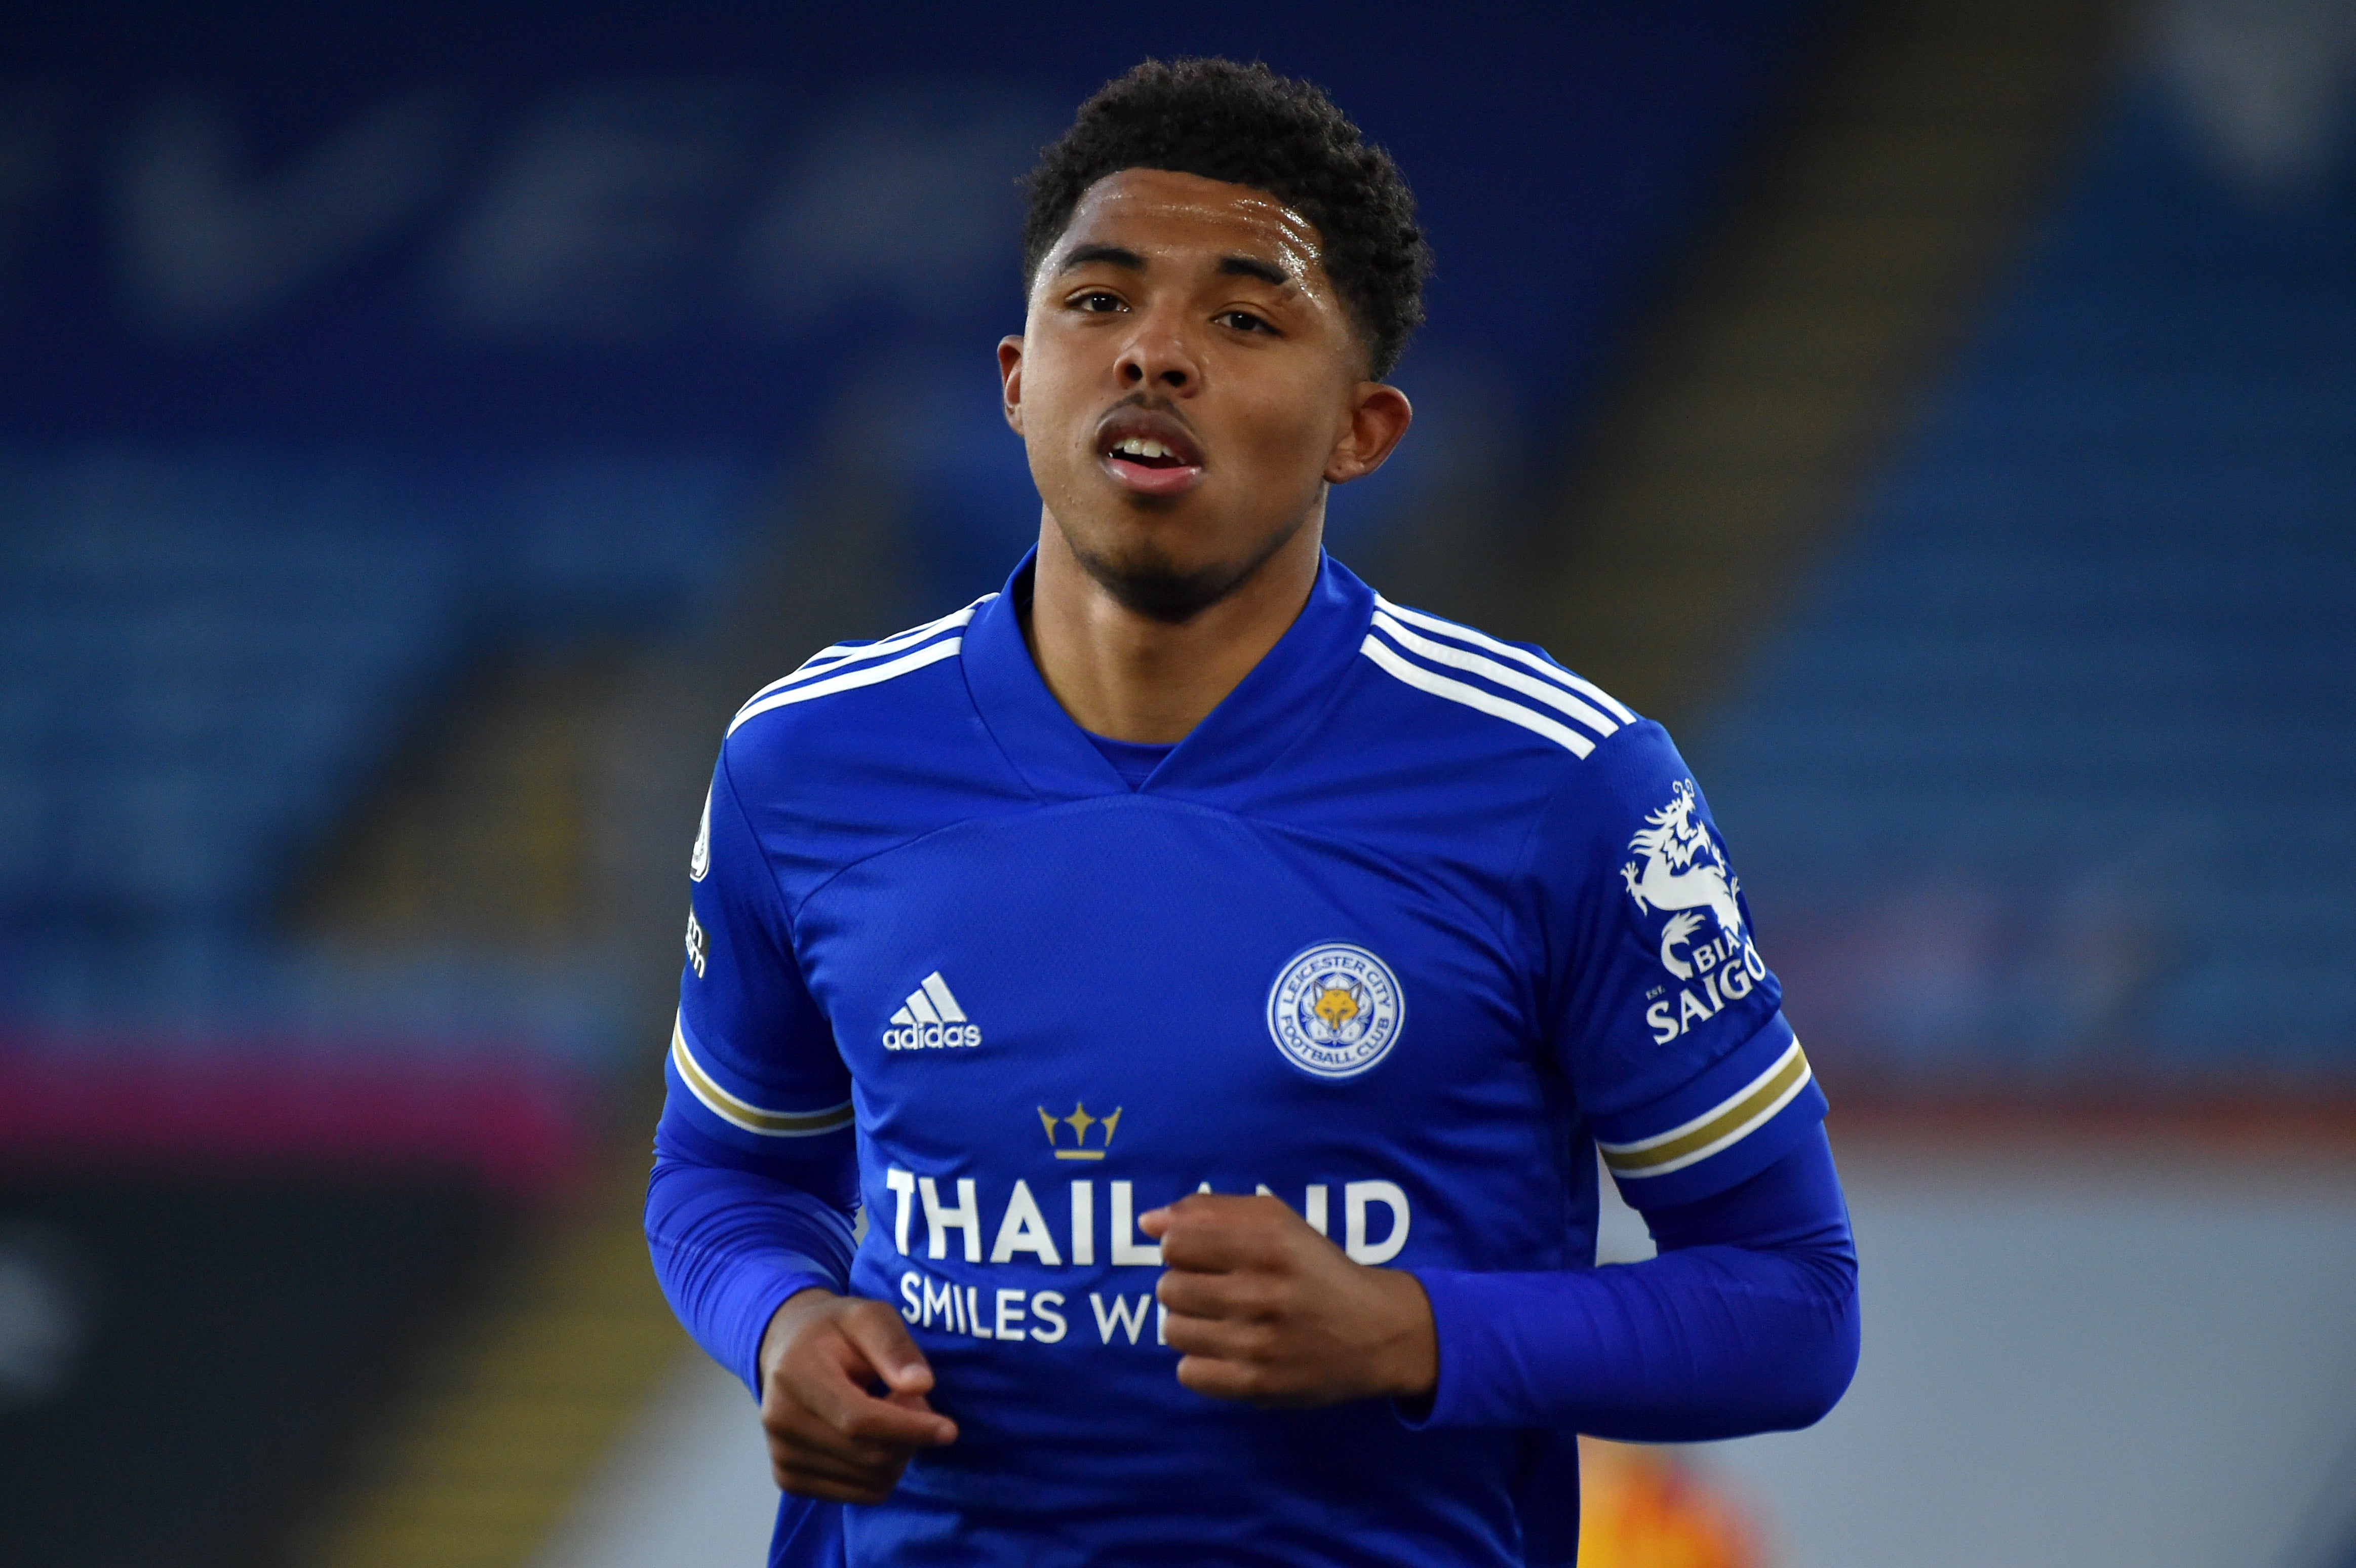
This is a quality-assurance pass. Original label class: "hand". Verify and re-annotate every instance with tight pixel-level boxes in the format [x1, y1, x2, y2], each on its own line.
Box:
[756, 1287, 957, 1503]
[1141, 1192, 1438, 1408]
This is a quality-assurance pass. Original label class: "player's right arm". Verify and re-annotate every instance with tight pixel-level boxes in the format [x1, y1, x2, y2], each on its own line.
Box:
[645, 743, 953, 1501]
[752, 1285, 956, 1502]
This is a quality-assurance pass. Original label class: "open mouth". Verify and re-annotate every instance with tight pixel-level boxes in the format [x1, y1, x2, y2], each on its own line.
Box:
[1096, 410, 1206, 497]
[1109, 435, 1191, 469]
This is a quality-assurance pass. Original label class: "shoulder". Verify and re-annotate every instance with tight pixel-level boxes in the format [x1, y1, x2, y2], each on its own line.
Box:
[720, 596, 991, 777]
[1271, 591, 1679, 887]
[709, 596, 1012, 891]
[1348, 593, 1648, 782]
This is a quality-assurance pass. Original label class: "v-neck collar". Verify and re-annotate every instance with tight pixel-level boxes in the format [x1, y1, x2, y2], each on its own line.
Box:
[961, 547, 1375, 807]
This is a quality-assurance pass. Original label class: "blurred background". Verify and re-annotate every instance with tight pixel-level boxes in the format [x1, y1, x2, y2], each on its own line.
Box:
[2, 2, 2351, 1564]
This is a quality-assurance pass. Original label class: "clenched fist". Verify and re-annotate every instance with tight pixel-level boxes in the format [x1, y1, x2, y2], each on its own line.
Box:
[756, 1287, 958, 1503]
[1141, 1191, 1437, 1407]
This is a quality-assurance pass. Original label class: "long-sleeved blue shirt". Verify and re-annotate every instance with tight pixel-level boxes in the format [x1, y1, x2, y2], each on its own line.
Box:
[650, 553, 1857, 1566]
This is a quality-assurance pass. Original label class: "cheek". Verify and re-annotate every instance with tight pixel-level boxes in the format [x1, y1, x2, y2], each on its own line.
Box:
[1016, 343, 1102, 459]
[1231, 382, 1340, 484]
[1007, 367, 1073, 459]
[1016, 387, 1101, 514]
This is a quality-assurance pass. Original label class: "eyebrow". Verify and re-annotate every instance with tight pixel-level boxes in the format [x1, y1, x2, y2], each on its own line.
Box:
[1218, 255, 1289, 287]
[1054, 245, 1293, 289]
[1057, 244, 1145, 274]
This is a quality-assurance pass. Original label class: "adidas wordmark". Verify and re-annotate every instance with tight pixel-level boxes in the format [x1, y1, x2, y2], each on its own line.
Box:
[884, 972, 983, 1050]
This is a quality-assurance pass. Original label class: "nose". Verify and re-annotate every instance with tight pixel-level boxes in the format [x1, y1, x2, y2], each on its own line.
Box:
[1116, 306, 1198, 393]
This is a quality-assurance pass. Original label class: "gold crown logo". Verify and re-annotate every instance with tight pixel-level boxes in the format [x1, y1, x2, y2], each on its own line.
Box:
[1037, 1101, 1122, 1160]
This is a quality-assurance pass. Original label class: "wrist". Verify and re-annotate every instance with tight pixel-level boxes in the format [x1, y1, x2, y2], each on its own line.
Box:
[758, 1284, 839, 1380]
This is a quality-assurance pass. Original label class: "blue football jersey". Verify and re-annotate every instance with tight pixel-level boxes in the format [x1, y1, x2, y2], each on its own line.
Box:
[667, 550, 1825, 1567]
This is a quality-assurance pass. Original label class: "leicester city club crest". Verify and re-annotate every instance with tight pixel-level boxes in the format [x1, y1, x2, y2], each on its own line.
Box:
[1266, 943, 1404, 1079]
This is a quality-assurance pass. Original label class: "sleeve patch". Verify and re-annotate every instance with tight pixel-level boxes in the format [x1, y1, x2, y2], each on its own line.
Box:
[670, 1013, 852, 1138]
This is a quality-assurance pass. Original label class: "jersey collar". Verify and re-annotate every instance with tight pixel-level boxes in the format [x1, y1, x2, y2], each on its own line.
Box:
[962, 545, 1376, 806]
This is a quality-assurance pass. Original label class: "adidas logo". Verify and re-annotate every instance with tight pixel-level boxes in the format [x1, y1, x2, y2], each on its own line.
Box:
[882, 972, 984, 1051]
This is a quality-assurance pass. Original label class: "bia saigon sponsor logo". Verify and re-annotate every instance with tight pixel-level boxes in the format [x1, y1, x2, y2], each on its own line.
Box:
[1622, 779, 1766, 1043]
[1266, 943, 1404, 1079]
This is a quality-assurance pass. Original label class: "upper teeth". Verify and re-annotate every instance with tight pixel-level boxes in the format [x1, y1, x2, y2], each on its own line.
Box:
[1116, 437, 1172, 460]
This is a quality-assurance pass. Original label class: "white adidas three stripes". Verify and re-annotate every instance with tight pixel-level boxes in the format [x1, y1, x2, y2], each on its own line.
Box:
[727, 592, 1630, 762]
[1360, 597, 1633, 757]
[728, 597, 995, 737]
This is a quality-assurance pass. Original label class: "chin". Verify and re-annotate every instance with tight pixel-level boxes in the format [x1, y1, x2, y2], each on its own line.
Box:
[1074, 541, 1249, 623]
[1064, 514, 1306, 626]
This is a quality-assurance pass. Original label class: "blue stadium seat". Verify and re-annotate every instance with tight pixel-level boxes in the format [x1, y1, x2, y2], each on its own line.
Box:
[0, 450, 756, 1047]
[1689, 79, 2356, 1075]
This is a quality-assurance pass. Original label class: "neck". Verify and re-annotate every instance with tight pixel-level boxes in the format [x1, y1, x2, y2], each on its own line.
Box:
[1024, 507, 1325, 744]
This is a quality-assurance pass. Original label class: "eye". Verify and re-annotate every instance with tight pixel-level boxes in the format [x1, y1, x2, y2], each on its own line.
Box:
[1071, 290, 1127, 313]
[1217, 309, 1275, 334]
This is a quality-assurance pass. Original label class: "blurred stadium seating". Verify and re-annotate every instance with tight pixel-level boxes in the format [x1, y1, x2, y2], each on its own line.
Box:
[1689, 65, 2356, 1087]
[0, 453, 752, 1038]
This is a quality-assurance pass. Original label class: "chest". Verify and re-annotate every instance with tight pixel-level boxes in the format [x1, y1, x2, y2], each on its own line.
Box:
[795, 800, 1547, 1187]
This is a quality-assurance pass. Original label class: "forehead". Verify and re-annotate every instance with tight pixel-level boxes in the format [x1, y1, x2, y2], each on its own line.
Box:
[1054, 168, 1327, 282]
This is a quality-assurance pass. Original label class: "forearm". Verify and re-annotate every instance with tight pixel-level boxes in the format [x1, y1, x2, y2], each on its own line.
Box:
[646, 1117, 857, 1396]
[1409, 1127, 1859, 1439]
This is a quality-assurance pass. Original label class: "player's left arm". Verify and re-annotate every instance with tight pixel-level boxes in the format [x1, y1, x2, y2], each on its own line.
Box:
[1400, 1122, 1857, 1436]
[1141, 1125, 1854, 1429]
[1148, 722, 1859, 1430]
[1394, 720, 1859, 1434]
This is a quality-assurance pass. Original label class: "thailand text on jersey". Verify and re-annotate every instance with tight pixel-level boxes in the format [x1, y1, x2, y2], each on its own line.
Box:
[664, 550, 1826, 1568]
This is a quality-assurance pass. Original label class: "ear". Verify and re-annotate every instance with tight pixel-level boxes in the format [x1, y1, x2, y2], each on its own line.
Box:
[1323, 382, 1413, 485]
[998, 335, 1026, 435]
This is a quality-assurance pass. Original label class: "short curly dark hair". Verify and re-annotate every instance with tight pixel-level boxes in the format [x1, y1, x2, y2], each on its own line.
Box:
[1022, 58, 1431, 380]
